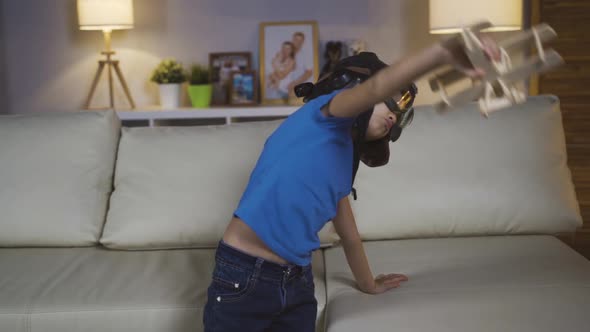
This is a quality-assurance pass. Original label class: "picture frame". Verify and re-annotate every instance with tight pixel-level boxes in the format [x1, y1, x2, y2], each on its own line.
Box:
[229, 71, 258, 106]
[259, 21, 319, 105]
[208, 52, 253, 105]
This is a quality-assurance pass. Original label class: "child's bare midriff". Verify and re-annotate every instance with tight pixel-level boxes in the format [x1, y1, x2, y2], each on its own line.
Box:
[222, 217, 290, 265]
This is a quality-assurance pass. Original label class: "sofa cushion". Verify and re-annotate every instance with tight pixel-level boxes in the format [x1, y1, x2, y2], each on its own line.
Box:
[0, 111, 120, 246]
[0, 247, 327, 332]
[352, 96, 581, 240]
[101, 121, 337, 249]
[324, 235, 590, 332]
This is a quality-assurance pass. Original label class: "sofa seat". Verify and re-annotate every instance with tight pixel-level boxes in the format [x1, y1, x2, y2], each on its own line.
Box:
[0, 247, 326, 332]
[324, 235, 590, 332]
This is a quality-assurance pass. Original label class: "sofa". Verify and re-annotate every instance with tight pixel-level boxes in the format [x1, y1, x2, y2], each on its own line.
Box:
[1, 95, 589, 332]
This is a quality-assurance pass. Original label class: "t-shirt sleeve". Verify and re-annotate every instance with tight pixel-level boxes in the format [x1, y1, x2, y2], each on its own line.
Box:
[310, 90, 357, 129]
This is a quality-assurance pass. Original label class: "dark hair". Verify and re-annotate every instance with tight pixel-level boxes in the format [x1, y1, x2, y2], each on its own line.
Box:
[295, 52, 388, 102]
[282, 41, 296, 59]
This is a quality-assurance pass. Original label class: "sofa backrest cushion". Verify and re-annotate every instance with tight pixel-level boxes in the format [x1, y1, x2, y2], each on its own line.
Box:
[101, 121, 338, 249]
[351, 96, 581, 240]
[0, 111, 120, 246]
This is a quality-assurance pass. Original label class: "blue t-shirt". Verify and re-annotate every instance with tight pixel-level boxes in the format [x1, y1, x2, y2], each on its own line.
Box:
[234, 91, 355, 265]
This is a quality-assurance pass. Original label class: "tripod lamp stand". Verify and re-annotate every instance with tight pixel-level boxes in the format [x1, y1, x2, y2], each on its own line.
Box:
[78, 0, 136, 109]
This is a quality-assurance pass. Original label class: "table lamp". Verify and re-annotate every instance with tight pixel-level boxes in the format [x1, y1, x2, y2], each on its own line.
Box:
[78, 0, 136, 109]
[429, 0, 522, 34]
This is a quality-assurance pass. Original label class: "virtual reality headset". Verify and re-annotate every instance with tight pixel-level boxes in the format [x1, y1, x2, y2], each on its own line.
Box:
[294, 57, 417, 144]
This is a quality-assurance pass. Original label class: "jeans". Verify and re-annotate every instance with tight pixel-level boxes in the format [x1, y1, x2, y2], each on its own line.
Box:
[203, 241, 317, 332]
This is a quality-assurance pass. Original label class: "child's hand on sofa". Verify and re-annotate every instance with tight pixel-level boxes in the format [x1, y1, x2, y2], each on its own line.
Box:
[365, 273, 409, 294]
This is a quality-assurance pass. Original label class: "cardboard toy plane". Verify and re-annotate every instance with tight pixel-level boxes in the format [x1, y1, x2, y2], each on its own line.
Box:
[429, 21, 564, 117]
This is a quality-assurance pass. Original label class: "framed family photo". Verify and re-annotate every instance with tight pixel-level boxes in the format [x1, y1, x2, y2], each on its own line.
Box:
[209, 52, 252, 105]
[229, 71, 257, 106]
[259, 21, 319, 104]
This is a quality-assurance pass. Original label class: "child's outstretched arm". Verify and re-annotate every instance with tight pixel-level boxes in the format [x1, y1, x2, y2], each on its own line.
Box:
[332, 197, 408, 294]
[327, 39, 500, 118]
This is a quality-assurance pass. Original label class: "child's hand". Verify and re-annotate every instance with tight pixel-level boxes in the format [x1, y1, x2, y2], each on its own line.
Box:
[439, 35, 501, 79]
[365, 273, 408, 294]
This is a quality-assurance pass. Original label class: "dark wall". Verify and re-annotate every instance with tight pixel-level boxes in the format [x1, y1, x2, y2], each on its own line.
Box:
[0, 2, 8, 114]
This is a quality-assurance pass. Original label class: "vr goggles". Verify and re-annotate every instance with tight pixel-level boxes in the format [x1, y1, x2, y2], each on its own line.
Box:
[295, 68, 417, 143]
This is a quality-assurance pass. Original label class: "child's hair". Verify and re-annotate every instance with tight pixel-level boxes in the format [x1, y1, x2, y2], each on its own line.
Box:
[295, 52, 388, 102]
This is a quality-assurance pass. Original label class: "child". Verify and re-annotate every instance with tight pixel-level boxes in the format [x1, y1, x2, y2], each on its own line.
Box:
[203, 38, 500, 332]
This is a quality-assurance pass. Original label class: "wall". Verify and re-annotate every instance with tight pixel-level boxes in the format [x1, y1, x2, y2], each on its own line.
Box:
[0, 0, 530, 114]
[532, 0, 590, 230]
[0, 1, 8, 114]
[1, 0, 409, 114]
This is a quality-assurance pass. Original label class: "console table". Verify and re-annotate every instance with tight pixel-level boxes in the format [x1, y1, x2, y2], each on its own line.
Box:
[114, 105, 298, 127]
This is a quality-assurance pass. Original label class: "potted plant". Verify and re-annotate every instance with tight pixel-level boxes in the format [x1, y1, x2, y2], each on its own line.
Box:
[187, 64, 212, 108]
[150, 58, 187, 109]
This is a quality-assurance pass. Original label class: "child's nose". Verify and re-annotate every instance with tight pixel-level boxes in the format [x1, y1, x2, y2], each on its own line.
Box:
[389, 114, 397, 124]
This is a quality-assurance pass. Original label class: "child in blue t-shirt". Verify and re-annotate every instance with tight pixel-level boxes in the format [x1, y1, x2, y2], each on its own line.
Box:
[204, 38, 500, 332]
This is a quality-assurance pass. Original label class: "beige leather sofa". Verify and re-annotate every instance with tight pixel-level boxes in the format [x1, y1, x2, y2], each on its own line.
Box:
[1, 96, 589, 332]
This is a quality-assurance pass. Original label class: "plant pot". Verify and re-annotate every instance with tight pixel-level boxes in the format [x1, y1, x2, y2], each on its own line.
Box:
[158, 83, 182, 109]
[188, 84, 213, 108]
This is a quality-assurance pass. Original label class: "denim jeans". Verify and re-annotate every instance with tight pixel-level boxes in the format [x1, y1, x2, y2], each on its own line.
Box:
[203, 241, 317, 332]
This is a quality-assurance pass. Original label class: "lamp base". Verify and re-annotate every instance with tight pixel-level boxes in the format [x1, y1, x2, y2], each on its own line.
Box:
[84, 51, 136, 110]
[84, 30, 135, 109]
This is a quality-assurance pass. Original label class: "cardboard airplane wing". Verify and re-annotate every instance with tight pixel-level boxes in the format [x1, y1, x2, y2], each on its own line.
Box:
[429, 21, 564, 117]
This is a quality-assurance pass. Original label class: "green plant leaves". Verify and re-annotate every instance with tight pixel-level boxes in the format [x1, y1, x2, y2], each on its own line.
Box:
[189, 64, 211, 85]
[150, 58, 187, 84]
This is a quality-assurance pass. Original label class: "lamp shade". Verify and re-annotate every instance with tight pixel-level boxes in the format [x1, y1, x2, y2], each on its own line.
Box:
[429, 0, 522, 34]
[78, 0, 134, 31]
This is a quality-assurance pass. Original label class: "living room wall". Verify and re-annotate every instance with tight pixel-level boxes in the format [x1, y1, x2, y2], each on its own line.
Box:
[0, 0, 525, 114]
[0, 2, 8, 114]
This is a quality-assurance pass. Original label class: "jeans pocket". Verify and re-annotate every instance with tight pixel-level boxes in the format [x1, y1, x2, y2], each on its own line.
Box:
[300, 269, 315, 292]
[211, 260, 257, 303]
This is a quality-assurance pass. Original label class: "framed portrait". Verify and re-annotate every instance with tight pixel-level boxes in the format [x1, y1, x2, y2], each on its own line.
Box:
[259, 21, 319, 104]
[209, 52, 252, 105]
[229, 71, 258, 106]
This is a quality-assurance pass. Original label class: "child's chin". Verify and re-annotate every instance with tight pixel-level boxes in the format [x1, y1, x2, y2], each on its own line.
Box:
[365, 134, 387, 142]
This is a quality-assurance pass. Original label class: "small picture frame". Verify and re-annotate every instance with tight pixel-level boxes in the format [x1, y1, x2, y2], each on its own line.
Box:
[229, 71, 258, 106]
[259, 21, 320, 105]
[209, 52, 253, 105]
